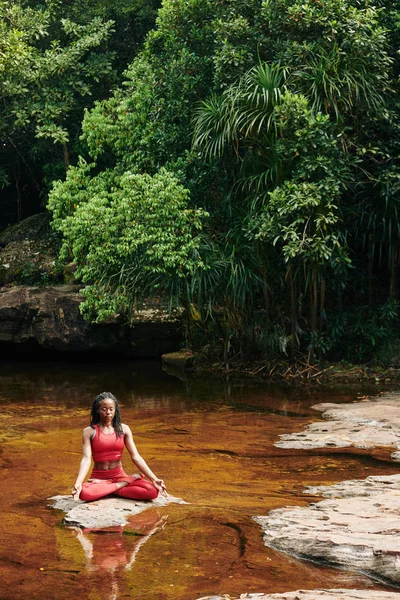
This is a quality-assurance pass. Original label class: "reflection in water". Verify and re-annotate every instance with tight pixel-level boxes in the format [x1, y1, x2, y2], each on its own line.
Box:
[69, 510, 167, 600]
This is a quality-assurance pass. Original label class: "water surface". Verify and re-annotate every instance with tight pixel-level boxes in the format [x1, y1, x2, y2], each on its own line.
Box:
[1, 360, 398, 600]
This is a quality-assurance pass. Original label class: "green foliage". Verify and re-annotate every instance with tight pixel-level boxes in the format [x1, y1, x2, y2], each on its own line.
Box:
[48, 166, 208, 321]
[0, 0, 160, 225]
[43, 0, 400, 365]
[0, 2, 114, 142]
[313, 300, 400, 362]
[246, 91, 350, 265]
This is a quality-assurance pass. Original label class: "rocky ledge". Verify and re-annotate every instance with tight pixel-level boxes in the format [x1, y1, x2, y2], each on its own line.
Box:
[50, 493, 185, 529]
[251, 393, 400, 587]
[0, 285, 181, 357]
[254, 474, 400, 586]
[275, 393, 400, 461]
[197, 592, 400, 600]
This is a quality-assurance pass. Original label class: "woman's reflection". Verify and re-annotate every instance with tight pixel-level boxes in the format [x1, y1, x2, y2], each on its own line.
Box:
[70, 509, 167, 573]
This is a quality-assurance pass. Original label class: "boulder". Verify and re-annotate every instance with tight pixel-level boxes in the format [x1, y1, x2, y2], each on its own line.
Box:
[0, 285, 182, 357]
[49, 493, 186, 529]
[0, 213, 61, 285]
[0, 213, 51, 244]
[254, 473, 400, 585]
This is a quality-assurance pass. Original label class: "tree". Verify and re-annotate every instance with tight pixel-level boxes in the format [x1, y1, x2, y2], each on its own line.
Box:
[47, 0, 400, 364]
[48, 164, 208, 320]
[193, 63, 350, 357]
[0, 0, 159, 225]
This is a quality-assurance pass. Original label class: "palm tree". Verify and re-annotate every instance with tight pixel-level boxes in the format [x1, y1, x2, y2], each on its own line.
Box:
[192, 60, 348, 361]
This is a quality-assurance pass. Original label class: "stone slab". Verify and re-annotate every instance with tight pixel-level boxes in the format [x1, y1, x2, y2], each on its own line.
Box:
[254, 474, 400, 585]
[275, 394, 400, 460]
[49, 493, 186, 529]
[305, 473, 400, 498]
[196, 592, 400, 600]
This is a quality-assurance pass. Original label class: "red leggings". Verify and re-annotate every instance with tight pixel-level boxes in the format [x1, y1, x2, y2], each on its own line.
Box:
[79, 466, 158, 502]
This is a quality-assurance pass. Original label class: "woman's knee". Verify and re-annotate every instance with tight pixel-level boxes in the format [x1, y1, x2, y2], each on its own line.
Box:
[118, 482, 158, 500]
[79, 481, 115, 501]
[144, 485, 158, 500]
[136, 481, 159, 499]
[79, 487, 96, 502]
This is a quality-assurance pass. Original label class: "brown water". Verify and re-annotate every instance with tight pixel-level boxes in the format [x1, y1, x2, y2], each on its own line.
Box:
[1, 359, 399, 600]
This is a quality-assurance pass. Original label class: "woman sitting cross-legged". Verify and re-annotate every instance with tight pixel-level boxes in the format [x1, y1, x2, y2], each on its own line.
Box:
[72, 391, 167, 502]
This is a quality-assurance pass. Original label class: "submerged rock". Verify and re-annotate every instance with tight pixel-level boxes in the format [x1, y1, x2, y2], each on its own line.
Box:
[162, 350, 194, 370]
[275, 393, 400, 460]
[197, 592, 400, 600]
[254, 474, 400, 585]
[50, 493, 186, 529]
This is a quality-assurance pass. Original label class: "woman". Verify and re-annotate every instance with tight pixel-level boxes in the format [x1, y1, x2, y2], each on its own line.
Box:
[72, 391, 167, 502]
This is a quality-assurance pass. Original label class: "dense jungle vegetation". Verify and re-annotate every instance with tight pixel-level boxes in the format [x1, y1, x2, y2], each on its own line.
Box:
[1, 0, 400, 366]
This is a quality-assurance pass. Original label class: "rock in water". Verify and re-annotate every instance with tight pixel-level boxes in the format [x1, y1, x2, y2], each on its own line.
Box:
[275, 393, 400, 460]
[254, 474, 400, 585]
[49, 494, 186, 529]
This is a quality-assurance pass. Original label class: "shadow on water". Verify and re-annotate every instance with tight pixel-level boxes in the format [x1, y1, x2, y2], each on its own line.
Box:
[0, 358, 398, 600]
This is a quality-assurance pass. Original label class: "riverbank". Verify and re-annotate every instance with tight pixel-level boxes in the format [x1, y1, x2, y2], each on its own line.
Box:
[173, 351, 400, 386]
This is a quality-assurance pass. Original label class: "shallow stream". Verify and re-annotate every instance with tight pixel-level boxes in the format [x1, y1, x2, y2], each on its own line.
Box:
[1, 360, 399, 600]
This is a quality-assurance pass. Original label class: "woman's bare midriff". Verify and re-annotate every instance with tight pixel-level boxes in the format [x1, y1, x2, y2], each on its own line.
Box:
[93, 460, 122, 470]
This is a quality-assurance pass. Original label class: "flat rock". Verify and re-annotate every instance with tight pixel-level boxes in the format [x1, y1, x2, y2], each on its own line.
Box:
[196, 592, 400, 600]
[305, 473, 400, 498]
[50, 493, 186, 529]
[275, 393, 400, 460]
[254, 474, 400, 585]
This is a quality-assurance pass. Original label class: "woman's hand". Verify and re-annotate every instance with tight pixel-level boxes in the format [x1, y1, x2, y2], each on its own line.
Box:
[72, 483, 82, 501]
[153, 478, 167, 497]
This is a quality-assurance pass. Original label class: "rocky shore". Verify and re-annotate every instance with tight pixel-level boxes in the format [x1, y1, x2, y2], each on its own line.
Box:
[196, 392, 400, 599]
[252, 391, 400, 593]
[255, 474, 400, 585]
[275, 393, 400, 460]
[0, 285, 181, 356]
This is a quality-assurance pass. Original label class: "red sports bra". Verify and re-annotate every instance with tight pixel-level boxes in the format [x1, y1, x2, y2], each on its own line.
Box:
[91, 424, 125, 462]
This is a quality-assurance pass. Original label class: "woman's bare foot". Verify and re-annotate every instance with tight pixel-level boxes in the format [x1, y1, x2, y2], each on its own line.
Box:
[116, 481, 129, 490]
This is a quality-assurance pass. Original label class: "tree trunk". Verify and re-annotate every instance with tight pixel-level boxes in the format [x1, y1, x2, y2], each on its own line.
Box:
[311, 267, 318, 334]
[256, 244, 269, 325]
[14, 158, 22, 222]
[368, 233, 374, 305]
[63, 142, 70, 172]
[389, 240, 399, 301]
[288, 265, 297, 363]
[319, 276, 326, 332]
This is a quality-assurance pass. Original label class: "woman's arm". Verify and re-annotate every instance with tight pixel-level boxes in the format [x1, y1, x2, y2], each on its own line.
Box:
[123, 424, 167, 496]
[72, 427, 93, 500]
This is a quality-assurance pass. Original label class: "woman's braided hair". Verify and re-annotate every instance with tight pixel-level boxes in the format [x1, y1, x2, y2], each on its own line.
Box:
[90, 391, 124, 437]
